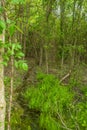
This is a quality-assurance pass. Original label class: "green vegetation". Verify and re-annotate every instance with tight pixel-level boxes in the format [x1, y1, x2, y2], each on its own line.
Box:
[24, 73, 87, 130]
[24, 73, 73, 130]
[0, 0, 87, 130]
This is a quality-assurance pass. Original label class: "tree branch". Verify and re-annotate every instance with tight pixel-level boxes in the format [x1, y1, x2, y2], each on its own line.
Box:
[59, 70, 71, 83]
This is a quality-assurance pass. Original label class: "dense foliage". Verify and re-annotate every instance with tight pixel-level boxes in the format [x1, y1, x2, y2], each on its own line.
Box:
[24, 73, 87, 130]
[0, 0, 87, 130]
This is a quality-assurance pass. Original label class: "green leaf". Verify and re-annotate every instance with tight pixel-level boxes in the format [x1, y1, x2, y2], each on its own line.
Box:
[0, 20, 6, 29]
[2, 61, 8, 66]
[3, 55, 9, 61]
[0, 20, 6, 34]
[7, 49, 14, 56]
[15, 52, 24, 58]
[14, 60, 19, 68]
[14, 43, 22, 50]
[15, 60, 28, 71]
[12, 44, 16, 50]
[21, 62, 28, 71]
[9, 24, 15, 36]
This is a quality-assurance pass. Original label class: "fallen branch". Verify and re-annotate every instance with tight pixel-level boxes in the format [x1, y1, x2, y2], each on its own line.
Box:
[59, 70, 71, 83]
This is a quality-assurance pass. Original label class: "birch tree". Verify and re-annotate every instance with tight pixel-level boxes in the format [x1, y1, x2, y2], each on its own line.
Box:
[0, 1, 6, 130]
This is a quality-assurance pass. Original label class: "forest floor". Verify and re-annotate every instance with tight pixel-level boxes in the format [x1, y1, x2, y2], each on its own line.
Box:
[4, 58, 87, 130]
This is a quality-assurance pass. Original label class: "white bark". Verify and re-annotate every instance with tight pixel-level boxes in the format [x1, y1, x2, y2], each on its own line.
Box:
[0, 33, 6, 130]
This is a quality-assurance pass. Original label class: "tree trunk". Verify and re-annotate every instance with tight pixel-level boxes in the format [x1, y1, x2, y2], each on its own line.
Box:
[60, 0, 66, 68]
[0, 33, 6, 130]
[7, 55, 14, 130]
[0, 1, 6, 129]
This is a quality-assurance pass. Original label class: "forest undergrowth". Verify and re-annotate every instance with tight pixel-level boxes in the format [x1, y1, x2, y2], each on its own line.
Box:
[4, 60, 87, 130]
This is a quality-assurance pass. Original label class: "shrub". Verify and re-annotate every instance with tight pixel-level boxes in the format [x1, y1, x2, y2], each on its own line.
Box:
[24, 73, 74, 130]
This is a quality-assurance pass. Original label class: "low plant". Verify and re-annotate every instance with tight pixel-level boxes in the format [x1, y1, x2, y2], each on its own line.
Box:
[24, 73, 74, 130]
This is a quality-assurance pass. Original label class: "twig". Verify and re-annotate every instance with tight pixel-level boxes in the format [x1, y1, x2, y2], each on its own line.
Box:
[57, 112, 72, 130]
[59, 70, 71, 83]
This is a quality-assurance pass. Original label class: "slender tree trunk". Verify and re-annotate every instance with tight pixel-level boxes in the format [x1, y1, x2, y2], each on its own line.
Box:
[39, 47, 43, 66]
[23, 33, 26, 59]
[0, 1, 6, 129]
[0, 27, 6, 130]
[60, 0, 66, 68]
[45, 48, 49, 74]
[7, 57, 14, 130]
[7, 39, 14, 130]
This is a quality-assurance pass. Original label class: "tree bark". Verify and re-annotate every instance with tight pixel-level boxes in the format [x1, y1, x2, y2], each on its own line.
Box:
[7, 55, 14, 130]
[0, 32, 6, 130]
[0, 1, 6, 129]
[60, 0, 66, 68]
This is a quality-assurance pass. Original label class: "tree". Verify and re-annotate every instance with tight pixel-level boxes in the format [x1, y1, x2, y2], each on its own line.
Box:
[0, 0, 6, 129]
